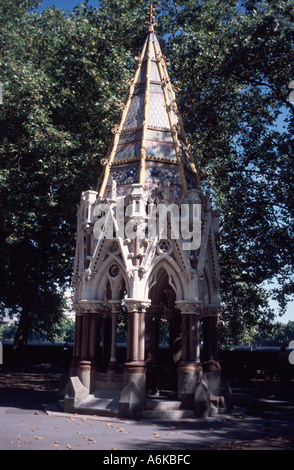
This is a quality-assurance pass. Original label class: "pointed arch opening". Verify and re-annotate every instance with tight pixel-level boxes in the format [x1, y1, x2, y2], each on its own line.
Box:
[145, 263, 182, 395]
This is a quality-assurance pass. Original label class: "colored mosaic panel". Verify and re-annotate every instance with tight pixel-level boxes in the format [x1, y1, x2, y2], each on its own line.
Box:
[104, 183, 134, 198]
[137, 61, 147, 83]
[119, 129, 142, 144]
[114, 141, 141, 163]
[133, 83, 146, 95]
[108, 164, 139, 187]
[149, 83, 163, 94]
[146, 141, 176, 162]
[151, 61, 161, 82]
[145, 163, 181, 184]
[185, 171, 197, 190]
[149, 93, 170, 129]
[147, 129, 173, 143]
[144, 182, 183, 200]
[124, 93, 144, 130]
[144, 40, 157, 59]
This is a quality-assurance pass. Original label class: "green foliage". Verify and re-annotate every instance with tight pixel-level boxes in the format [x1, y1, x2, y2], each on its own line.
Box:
[0, 0, 293, 347]
[0, 322, 18, 342]
[0, 0, 140, 348]
[157, 0, 294, 345]
[254, 320, 294, 346]
[29, 314, 75, 343]
[0, 315, 75, 343]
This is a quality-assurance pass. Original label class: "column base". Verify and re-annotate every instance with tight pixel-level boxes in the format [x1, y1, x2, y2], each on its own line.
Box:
[123, 361, 147, 389]
[62, 359, 97, 413]
[77, 360, 98, 393]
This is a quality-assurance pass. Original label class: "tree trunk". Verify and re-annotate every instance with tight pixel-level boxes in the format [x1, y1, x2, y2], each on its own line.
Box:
[12, 307, 33, 367]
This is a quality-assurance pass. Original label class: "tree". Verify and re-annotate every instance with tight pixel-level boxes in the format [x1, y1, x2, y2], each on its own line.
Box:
[0, 0, 293, 353]
[0, 0, 143, 361]
[158, 0, 294, 346]
[272, 321, 294, 346]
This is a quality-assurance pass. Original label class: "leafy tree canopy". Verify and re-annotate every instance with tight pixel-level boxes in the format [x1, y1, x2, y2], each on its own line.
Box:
[0, 0, 293, 353]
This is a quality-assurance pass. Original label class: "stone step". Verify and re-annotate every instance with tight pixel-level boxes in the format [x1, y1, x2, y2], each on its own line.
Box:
[141, 409, 194, 419]
[144, 398, 182, 411]
[96, 372, 123, 381]
[142, 396, 194, 419]
[75, 390, 120, 417]
[95, 372, 123, 391]
[210, 395, 227, 414]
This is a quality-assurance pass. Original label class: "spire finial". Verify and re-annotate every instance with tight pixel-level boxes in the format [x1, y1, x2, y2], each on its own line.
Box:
[147, 1, 156, 32]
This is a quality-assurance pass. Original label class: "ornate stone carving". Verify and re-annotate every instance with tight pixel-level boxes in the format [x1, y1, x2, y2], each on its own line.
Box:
[107, 240, 120, 255]
[182, 270, 195, 281]
[84, 267, 98, 281]
[111, 124, 120, 134]
[157, 239, 172, 255]
[124, 299, 151, 313]
[108, 300, 122, 313]
[110, 179, 117, 199]
[109, 264, 120, 278]
[67, 7, 223, 418]
[74, 300, 105, 314]
[126, 266, 147, 279]
[175, 300, 202, 315]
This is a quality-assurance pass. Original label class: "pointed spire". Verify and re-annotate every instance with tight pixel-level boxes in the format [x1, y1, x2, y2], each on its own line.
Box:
[147, 1, 156, 32]
[97, 6, 200, 200]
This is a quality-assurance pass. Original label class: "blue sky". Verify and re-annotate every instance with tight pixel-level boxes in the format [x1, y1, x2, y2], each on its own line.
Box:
[38, 0, 99, 10]
[35, 0, 293, 326]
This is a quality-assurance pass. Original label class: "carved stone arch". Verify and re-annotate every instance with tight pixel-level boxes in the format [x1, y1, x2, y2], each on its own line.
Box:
[145, 258, 183, 392]
[93, 255, 130, 300]
[149, 267, 172, 305]
[146, 255, 184, 302]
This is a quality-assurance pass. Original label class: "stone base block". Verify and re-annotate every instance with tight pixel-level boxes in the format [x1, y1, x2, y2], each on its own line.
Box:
[194, 382, 212, 417]
[119, 379, 145, 419]
[177, 361, 202, 410]
[118, 362, 146, 419]
[202, 366, 233, 412]
[63, 376, 89, 413]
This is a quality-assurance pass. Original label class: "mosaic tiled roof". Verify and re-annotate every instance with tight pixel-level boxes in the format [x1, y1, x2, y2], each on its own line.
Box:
[98, 3, 199, 200]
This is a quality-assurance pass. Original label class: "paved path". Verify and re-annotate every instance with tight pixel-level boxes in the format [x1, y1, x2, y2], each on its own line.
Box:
[0, 366, 294, 454]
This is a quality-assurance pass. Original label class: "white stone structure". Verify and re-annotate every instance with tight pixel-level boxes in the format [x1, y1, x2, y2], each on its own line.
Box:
[63, 4, 225, 418]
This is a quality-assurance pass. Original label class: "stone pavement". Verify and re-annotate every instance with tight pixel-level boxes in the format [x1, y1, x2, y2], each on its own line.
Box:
[0, 365, 294, 455]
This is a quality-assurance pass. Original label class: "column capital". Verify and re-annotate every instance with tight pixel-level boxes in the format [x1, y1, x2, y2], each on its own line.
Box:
[124, 298, 151, 313]
[202, 304, 222, 317]
[175, 300, 202, 315]
[108, 300, 122, 313]
[73, 300, 105, 314]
